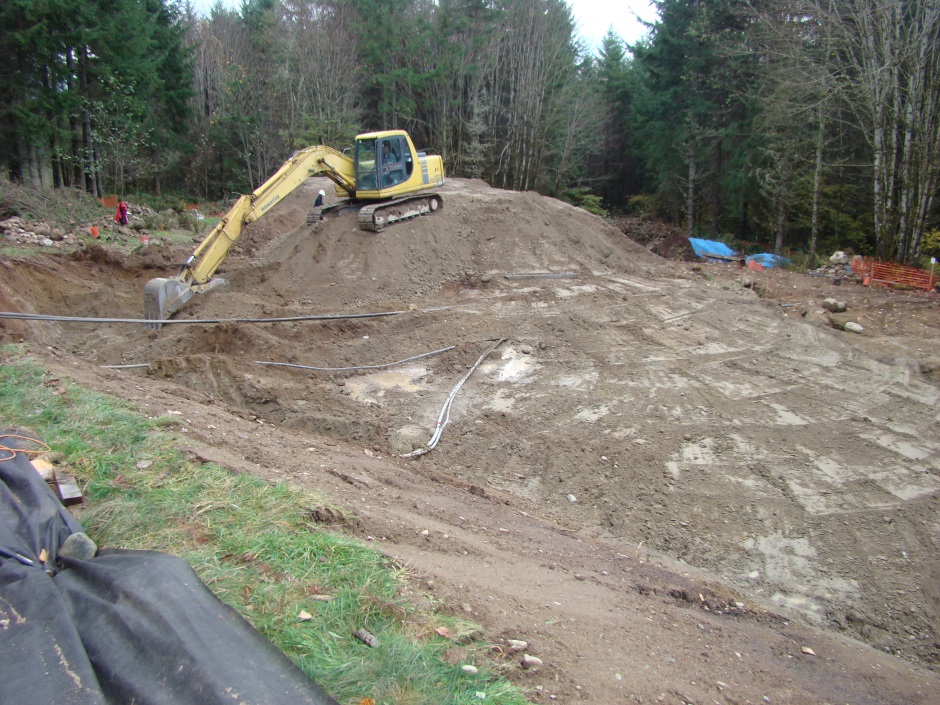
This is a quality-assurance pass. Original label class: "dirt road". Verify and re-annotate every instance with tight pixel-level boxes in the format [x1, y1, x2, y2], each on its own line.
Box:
[2, 178, 939, 703]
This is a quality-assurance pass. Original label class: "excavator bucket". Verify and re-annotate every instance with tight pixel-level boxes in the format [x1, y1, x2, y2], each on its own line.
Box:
[144, 277, 193, 329]
[144, 276, 229, 328]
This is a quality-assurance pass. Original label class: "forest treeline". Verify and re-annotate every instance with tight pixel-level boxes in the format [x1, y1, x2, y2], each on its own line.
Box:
[1, 0, 938, 262]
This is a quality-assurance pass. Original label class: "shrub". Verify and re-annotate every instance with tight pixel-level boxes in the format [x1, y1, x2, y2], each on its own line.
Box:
[922, 229, 940, 258]
[564, 188, 608, 217]
[626, 193, 663, 218]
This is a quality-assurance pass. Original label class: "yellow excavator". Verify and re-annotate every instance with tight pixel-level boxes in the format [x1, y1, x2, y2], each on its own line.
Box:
[143, 129, 444, 325]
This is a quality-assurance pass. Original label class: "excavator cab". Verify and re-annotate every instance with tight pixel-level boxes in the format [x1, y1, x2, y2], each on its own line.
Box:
[349, 130, 443, 200]
[354, 134, 414, 192]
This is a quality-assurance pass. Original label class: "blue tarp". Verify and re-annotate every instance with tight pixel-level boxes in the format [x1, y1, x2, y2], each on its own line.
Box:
[688, 238, 738, 261]
[745, 253, 791, 269]
[688, 239, 792, 269]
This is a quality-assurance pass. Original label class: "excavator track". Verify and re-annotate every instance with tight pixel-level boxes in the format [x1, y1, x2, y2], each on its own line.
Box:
[357, 193, 443, 232]
[306, 199, 360, 225]
[306, 194, 444, 231]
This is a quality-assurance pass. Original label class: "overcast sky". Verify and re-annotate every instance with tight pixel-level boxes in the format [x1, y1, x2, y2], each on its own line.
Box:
[570, 0, 657, 51]
[185, 0, 658, 52]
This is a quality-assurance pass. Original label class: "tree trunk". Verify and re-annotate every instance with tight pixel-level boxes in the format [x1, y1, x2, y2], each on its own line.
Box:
[710, 140, 721, 238]
[883, 17, 900, 257]
[92, 142, 103, 198]
[775, 188, 786, 255]
[810, 112, 825, 263]
[80, 47, 95, 194]
[895, 74, 915, 262]
[65, 51, 81, 188]
[872, 115, 885, 259]
[739, 198, 748, 242]
[686, 124, 696, 238]
[910, 169, 937, 259]
[27, 142, 40, 188]
[8, 131, 24, 182]
[51, 134, 63, 189]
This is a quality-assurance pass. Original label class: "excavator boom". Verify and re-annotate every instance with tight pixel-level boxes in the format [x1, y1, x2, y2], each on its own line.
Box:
[144, 130, 444, 326]
[144, 146, 354, 326]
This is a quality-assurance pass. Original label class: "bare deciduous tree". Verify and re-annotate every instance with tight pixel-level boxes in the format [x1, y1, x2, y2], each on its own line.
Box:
[271, 0, 363, 148]
[486, 0, 577, 191]
[807, 0, 940, 262]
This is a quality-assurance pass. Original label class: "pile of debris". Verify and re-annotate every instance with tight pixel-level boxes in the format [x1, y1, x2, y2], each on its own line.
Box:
[809, 251, 862, 282]
[1, 215, 148, 247]
[614, 216, 695, 261]
[802, 296, 865, 334]
[94, 203, 201, 237]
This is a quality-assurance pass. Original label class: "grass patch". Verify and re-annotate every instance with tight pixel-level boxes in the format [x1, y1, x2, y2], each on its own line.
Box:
[0, 243, 46, 259]
[0, 346, 528, 705]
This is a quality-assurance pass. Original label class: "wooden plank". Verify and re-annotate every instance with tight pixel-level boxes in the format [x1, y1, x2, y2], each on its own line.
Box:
[55, 473, 84, 506]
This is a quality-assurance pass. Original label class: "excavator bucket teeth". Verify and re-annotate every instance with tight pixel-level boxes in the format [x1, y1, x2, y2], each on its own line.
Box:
[144, 278, 192, 329]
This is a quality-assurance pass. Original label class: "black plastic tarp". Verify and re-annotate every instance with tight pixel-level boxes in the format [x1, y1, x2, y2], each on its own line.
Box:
[0, 431, 339, 705]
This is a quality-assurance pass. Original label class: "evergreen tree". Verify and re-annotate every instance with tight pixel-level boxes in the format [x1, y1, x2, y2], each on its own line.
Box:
[342, 0, 436, 131]
[595, 31, 637, 210]
[632, 0, 753, 237]
[0, 0, 191, 195]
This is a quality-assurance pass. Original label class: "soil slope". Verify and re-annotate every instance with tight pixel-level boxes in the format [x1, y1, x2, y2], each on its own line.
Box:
[2, 177, 940, 705]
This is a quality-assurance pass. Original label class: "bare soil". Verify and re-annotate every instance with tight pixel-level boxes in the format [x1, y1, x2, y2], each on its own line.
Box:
[2, 178, 940, 705]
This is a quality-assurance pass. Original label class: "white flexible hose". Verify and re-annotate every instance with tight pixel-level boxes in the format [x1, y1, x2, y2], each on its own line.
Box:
[401, 338, 506, 459]
[255, 346, 454, 372]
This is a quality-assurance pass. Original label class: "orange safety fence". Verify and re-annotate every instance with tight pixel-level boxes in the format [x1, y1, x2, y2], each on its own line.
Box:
[850, 257, 939, 291]
[100, 197, 219, 216]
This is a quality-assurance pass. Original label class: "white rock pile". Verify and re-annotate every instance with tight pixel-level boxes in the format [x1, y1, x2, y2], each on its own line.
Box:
[1, 209, 156, 248]
[0, 217, 74, 247]
[809, 251, 864, 281]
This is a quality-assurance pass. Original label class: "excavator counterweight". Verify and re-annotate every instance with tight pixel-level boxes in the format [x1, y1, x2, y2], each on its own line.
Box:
[143, 130, 444, 326]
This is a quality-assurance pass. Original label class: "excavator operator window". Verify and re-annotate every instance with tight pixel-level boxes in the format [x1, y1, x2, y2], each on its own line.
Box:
[355, 138, 378, 190]
[380, 137, 405, 188]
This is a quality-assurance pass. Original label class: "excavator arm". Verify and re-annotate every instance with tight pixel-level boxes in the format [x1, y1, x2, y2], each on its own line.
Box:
[144, 146, 354, 326]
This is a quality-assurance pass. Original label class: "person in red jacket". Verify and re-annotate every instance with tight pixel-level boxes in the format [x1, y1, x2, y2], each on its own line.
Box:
[114, 200, 128, 226]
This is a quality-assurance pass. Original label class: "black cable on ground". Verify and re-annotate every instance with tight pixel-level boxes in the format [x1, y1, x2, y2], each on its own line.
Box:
[0, 310, 406, 326]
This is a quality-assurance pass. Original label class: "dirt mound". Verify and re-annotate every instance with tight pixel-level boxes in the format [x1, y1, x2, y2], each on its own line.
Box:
[212, 178, 665, 315]
[2, 177, 940, 702]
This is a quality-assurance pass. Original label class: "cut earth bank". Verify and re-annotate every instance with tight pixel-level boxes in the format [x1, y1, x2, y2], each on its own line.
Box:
[1, 177, 939, 704]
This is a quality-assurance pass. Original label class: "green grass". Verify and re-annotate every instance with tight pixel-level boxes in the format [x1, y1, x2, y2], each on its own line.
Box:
[0, 346, 529, 705]
[0, 243, 46, 258]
